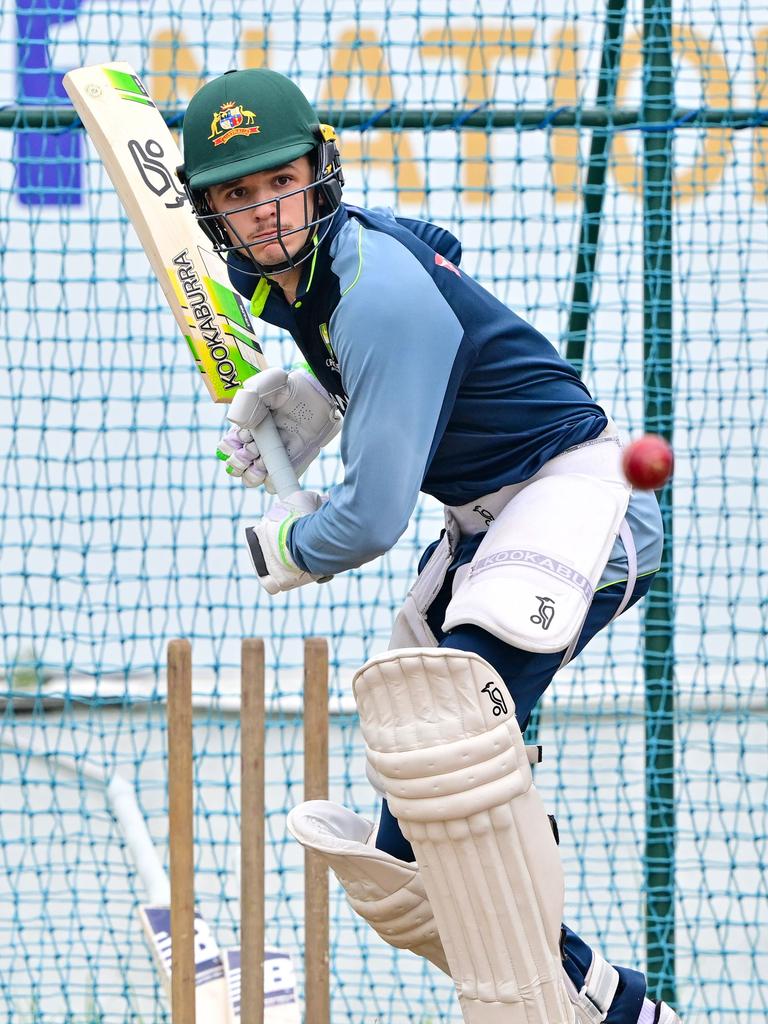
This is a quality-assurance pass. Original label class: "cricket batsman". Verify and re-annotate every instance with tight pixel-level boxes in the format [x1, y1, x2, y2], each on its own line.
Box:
[179, 67, 677, 1024]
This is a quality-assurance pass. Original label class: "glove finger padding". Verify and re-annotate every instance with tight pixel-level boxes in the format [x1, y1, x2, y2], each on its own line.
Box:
[216, 427, 243, 459]
[217, 427, 268, 488]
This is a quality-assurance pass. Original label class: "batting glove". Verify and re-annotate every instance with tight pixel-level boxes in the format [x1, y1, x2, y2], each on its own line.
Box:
[218, 366, 341, 491]
[244, 491, 330, 595]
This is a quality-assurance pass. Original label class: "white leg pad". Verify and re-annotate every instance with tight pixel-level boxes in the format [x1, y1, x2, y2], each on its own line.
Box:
[286, 799, 450, 972]
[353, 647, 575, 1024]
[287, 803, 621, 1023]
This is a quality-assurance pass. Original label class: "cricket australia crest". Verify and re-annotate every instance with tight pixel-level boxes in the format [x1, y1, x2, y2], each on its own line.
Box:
[209, 101, 261, 146]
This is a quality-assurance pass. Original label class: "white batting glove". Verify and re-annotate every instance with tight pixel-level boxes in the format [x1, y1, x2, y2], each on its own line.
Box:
[243, 491, 330, 595]
[218, 366, 341, 491]
[217, 425, 265, 487]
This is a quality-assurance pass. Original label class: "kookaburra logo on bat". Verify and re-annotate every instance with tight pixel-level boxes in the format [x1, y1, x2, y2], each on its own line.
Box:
[127, 138, 187, 209]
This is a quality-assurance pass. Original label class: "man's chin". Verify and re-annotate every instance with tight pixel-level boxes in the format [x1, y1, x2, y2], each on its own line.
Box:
[250, 236, 282, 253]
[231, 240, 283, 268]
[251, 236, 311, 268]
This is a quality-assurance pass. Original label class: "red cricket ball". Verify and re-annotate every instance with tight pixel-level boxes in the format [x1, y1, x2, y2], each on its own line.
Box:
[621, 434, 674, 490]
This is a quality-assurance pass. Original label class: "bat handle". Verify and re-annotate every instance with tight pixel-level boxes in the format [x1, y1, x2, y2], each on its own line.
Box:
[249, 413, 304, 504]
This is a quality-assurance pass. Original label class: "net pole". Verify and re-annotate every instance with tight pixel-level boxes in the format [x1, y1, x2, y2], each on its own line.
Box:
[522, 0, 632, 752]
[564, 0, 629, 373]
[167, 638, 197, 1024]
[240, 639, 266, 1024]
[642, 0, 677, 1007]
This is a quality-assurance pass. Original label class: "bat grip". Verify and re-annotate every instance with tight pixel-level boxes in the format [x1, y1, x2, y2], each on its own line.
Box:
[249, 413, 303, 503]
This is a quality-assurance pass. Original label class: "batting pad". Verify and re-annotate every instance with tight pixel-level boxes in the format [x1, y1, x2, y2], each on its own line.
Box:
[287, 799, 449, 973]
[353, 648, 575, 1024]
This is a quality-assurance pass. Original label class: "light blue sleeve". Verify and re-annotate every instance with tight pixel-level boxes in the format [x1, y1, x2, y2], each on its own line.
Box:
[288, 223, 465, 576]
[600, 487, 664, 586]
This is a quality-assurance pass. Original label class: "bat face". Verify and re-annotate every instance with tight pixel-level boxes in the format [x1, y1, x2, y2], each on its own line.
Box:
[140, 905, 230, 1019]
[223, 947, 300, 1023]
[63, 62, 267, 403]
[140, 909, 302, 1023]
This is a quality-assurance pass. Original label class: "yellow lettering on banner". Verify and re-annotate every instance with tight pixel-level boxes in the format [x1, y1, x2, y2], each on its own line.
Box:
[613, 28, 732, 202]
[674, 28, 732, 200]
[550, 27, 581, 201]
[148, 30, 205, 106]
[323, 29, 425, 206]
[421, 27, 535, 195]
[755, 29, 768, 204]
[241, 29, 269, 69]
[611, 34, 643, 194]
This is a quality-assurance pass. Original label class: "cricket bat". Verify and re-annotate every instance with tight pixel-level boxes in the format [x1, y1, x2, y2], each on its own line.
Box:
[107, 773, 231, 1021]
[62, 61, 301, 501]
[223, 947, 301, 1024]
[107, 773, 301, 1023]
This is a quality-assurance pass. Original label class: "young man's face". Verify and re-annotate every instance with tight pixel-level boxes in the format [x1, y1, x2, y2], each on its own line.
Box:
[206, 155, 315, 267]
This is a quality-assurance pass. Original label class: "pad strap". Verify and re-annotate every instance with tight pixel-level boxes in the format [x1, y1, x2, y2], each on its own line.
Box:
[609, 518, 638, 623]
[566, 952, 620, 1023]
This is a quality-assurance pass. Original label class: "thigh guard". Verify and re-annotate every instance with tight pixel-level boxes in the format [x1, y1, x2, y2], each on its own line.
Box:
[444, 473, 630, 654]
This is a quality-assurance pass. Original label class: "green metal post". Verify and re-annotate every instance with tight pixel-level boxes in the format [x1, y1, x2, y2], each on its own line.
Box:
[526, 2, 628, 751]
[642, 0, 677, 1008]
[565, 0, 628, 373]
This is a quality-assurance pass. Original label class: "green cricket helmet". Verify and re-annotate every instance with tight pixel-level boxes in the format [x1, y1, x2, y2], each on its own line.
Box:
[179, 68, 343, 275]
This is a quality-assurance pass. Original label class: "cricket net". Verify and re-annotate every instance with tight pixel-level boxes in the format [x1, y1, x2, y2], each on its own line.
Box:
[1, 2, 766, 1022]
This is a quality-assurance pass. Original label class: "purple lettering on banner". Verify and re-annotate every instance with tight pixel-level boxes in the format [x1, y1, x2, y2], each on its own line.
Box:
[470, 549, 593, 601]
[15, 0, 84, 205]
